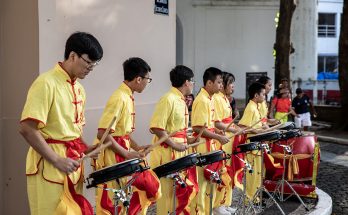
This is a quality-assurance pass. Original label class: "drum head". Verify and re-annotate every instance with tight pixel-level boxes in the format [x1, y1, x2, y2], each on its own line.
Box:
[153, 153, 199, 178]
[87, 158, 146, 188]
[248, 130, 281, 142]
[197, 150, 225, 166]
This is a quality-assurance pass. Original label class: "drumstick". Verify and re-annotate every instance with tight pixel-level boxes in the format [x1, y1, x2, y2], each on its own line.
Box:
[78, 141, 113, 162]
[99, 116, 117, 145]
[143, 129, 182, 153]
[223, 117, 238, 132]
[77, 116, 116, 163]
[187, 140, 204, 148]
[262, 122, 285, 132]
[192, 123, 207, 142]
[227, 118, 264, 139]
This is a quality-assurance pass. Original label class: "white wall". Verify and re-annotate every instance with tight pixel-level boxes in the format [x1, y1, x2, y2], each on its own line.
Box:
[177, 0, 279, 99]
[317, 0, 343, 54]
[39, 0, 176, 207]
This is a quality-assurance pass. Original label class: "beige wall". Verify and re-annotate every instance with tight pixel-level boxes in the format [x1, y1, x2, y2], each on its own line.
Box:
[0, 0, 176, 213]
[0, 0, 39, 214]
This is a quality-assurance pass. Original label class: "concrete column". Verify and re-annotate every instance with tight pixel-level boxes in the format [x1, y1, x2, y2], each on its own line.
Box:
[291, 0, 318, 102]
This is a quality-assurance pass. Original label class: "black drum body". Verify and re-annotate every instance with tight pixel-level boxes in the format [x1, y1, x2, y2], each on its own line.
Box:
[153, 153, 200, 178]
[86, 158, 149, 188]
[197, 150, 226, 166]
[248, 131, 281, 142]
[236, 142, 260, 153]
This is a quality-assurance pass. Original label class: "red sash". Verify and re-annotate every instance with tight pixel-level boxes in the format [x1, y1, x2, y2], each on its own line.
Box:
[46, 138, 87, 160]
[113, 135, 130, 163]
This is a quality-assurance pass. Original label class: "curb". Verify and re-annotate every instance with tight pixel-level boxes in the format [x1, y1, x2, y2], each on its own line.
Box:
[317, 135, 348, 145]
[308, 188, 332, 215]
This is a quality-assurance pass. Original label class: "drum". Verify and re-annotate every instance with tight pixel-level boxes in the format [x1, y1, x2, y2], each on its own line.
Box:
[153, 153, 200, 178]
[278, 122, 295, 131]
[248, 130, 281, 142]
[280, 129, 301, 140]
[197, 150, 226, 166]
[265, 132, 320, 198]
[86, 158, 149, 188]
[235, 142, 260, 154]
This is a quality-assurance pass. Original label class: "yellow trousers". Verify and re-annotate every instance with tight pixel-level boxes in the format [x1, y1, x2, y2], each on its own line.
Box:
[245, 150, 262, 200]
[27, 162, 83, 215]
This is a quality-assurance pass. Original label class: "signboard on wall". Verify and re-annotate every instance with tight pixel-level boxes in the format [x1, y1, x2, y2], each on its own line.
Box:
[154, 0, 169, 15]
[245, 72, 267, 102]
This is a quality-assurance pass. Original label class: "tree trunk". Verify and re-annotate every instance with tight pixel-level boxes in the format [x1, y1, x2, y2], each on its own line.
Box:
[274, 0, 296, 89]
[338, 0, 348, 130]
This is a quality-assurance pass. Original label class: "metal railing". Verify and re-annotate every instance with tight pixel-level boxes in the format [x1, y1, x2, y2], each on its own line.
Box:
[318, 24, 336, 37]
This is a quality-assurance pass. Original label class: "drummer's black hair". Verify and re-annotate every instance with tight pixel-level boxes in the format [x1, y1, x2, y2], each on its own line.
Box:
[123, 57, 151, 81]
[248, 82, 265, 100]
[170, 65, 194, 87]
[221, 71, 235, 89]
[64, 31, 103, 61]
[256, 76, 272, 86]
[203, 67, 222, 86]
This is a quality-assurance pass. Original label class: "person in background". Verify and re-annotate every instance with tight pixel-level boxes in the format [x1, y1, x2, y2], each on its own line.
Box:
[228, 76, 240, 119]
[19, 32, 103, 215]
[269, 88, 296, 123]
[292, 88, 317, 131]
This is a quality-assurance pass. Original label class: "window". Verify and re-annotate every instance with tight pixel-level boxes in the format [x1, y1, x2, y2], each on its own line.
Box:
[318, 13, 336, 37]
[318, 55, 338, 73]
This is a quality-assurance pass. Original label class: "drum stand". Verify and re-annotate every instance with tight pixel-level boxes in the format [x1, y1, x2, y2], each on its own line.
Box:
[166, 172, 186, 215]
[102, 176, 137, 215]
[234, 154, 253, 215]
[248, 144, 285, 215]
[272, 143, 309, 211]
[205, 168, 222, 215]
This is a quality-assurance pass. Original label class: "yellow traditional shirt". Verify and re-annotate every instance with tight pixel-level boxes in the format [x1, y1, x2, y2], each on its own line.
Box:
[21, 63, 85, 184]
[98, 82, 135, 136]
[149, 87, 189, 166]
[150, 87, 188, 133]
[259, 100, 268, 119]
[191, 88, 217, 153]
[21, 63, 85, 140]
[95, 82, 135, 169]
[213, 92, 232, 122]
[238, 100, 263, 129]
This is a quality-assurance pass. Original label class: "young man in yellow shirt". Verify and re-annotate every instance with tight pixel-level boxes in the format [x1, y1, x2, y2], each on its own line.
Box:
[93, 57, 160, 215]
[149, 65, 197, 214]
[19, 32, 103, 215]
[213, 71, 241, 213]
[190, 67, 230, 215]
[238, 82, 267, 201]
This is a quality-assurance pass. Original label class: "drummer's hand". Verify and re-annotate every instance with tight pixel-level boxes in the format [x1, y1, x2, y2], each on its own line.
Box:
[84, 144, 100, 159]
[215, 128, 225, 135]
[125, 151, 143, 160]
[172, 143, 187, 152]
[54, 157, 80, 174]
[138, 144, 151, 151]
[217, 135, 229, 145]
[187, 136, 199, 144]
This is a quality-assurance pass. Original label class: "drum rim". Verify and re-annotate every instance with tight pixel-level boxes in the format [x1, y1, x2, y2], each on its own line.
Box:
[199, 150, 224, 157]
[90, 158, 142, 176]
[153, 153, 200, 177]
